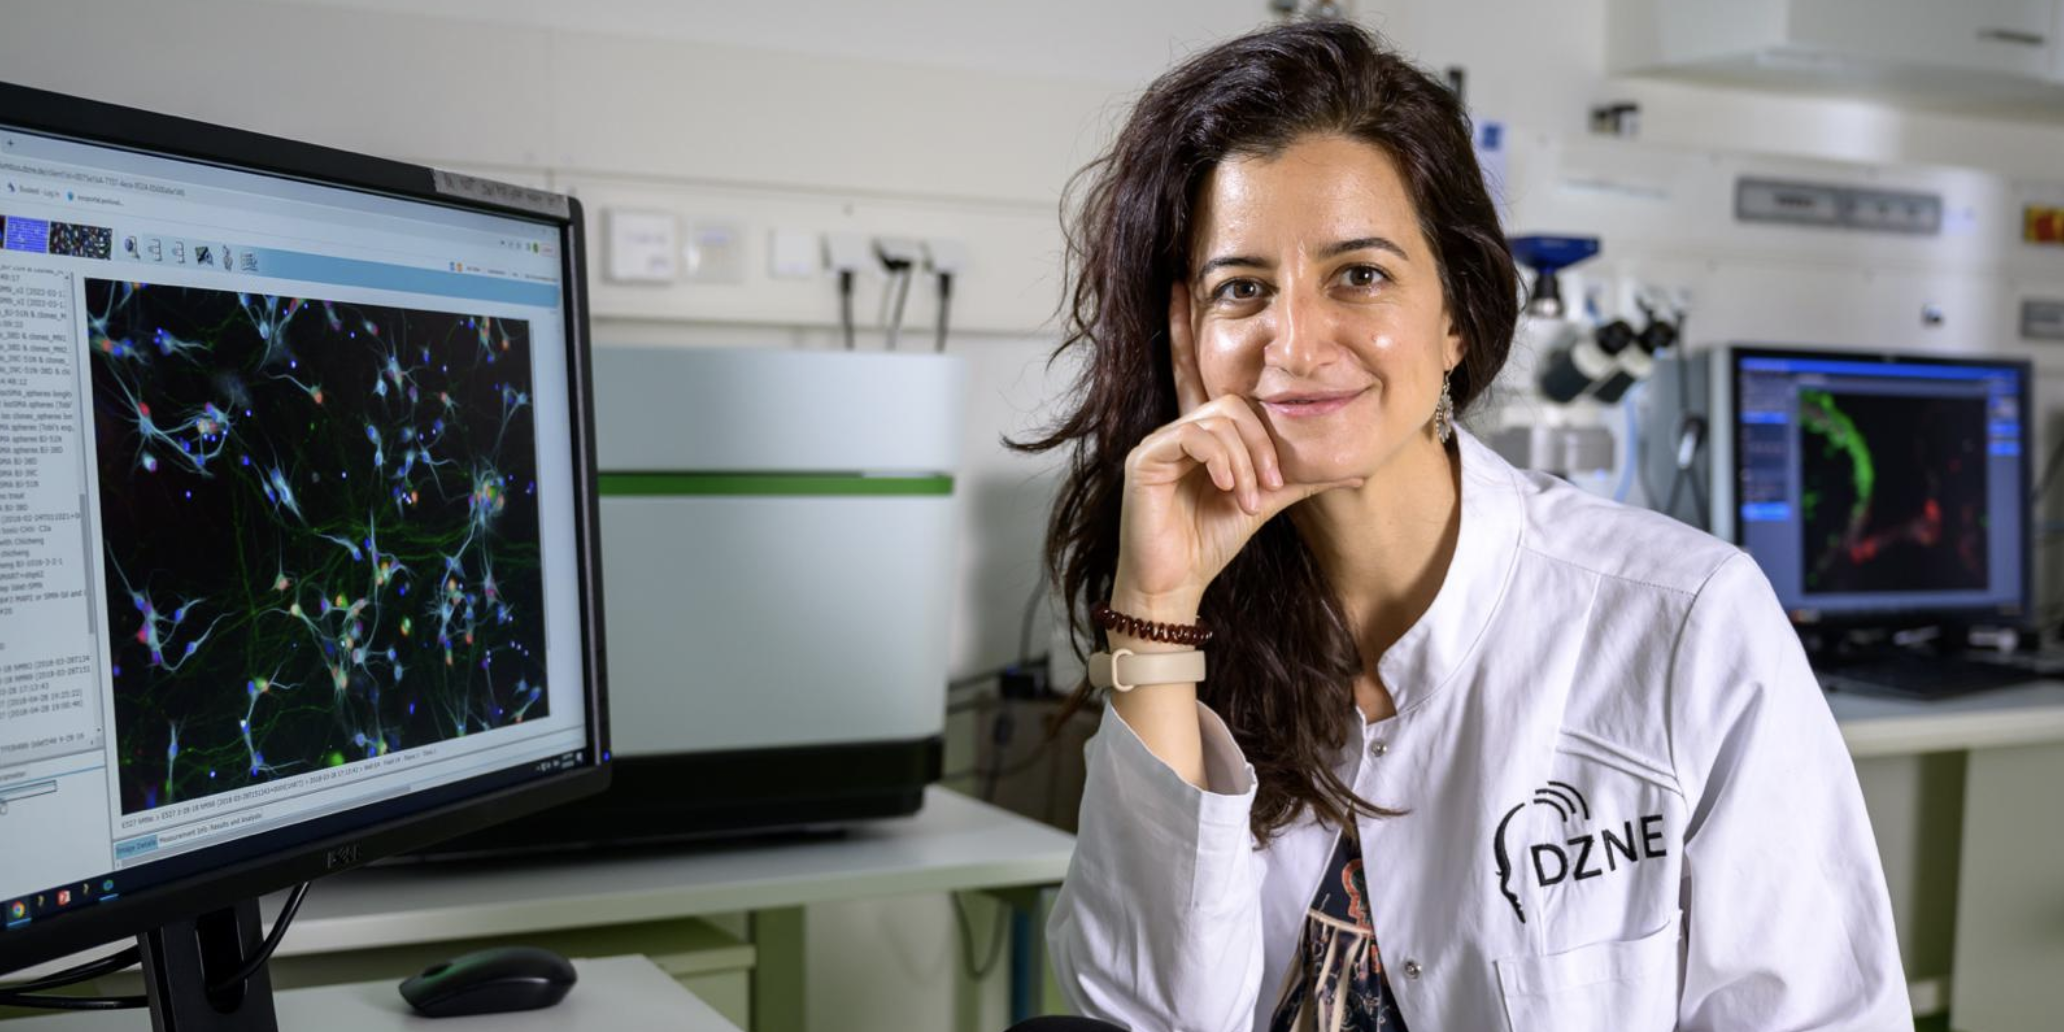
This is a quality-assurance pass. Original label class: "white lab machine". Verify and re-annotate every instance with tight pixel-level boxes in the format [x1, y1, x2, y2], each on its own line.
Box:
[437, 346, 966, 849]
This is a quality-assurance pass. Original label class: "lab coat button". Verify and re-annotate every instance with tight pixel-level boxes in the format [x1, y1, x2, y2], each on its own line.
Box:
[1368, 740, 1389, 758]
[1402, 959, 1422, 980]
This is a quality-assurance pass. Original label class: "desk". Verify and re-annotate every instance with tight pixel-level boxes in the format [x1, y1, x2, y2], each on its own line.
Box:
[3, 955, 740, 1031]
[273, 786, 1072, 1031]
[1830, 680, 2064, 757]
[1828, 680, 2064, 1031]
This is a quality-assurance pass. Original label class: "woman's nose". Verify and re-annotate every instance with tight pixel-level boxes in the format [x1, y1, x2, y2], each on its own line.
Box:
[1264, 287, 1343, 378]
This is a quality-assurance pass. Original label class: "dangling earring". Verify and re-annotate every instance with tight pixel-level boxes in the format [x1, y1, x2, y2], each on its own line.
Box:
[1433, 367, 1455, 444]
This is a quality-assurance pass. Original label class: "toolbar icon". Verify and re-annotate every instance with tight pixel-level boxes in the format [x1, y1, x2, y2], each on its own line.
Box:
[194, 244, 214, 267]
[6, 901, 24, 922]
[171, 240, 185, 264]
[123, 235, 138, 259]
[55, 889, 71, 907]
[146, 237, 162, 262]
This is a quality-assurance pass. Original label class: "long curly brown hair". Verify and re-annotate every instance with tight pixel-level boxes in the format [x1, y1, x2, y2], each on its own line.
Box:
[1011, 19, 1518, 845]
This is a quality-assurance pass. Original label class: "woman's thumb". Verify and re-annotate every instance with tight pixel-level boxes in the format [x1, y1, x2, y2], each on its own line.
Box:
[1255, 477, 1364, 522]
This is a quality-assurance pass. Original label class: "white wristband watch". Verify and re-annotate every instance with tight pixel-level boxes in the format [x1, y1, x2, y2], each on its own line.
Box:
[1087, 648, 1206, 692]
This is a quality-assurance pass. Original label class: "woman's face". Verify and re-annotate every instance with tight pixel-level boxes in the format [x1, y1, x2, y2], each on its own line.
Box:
[1184, 133, 1461, 484]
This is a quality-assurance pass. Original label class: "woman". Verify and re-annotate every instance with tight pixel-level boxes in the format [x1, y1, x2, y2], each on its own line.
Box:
[1015, 20, 1909, 1032]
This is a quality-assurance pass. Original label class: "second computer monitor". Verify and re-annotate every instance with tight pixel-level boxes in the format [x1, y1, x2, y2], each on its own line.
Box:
[1727, 346, 2030, 625]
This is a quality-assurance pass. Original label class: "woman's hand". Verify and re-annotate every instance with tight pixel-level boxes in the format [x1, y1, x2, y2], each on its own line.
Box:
[1111, 283, 1364, 621]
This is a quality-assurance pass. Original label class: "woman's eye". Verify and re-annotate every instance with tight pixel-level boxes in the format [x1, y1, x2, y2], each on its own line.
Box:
[1342, 265, 1386, 290]
[1213, 279, 1262, 303]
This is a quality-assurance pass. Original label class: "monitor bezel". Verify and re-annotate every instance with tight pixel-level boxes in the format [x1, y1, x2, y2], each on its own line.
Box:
[0, 81, 612, 975]
[1725, 343, 2034, 628]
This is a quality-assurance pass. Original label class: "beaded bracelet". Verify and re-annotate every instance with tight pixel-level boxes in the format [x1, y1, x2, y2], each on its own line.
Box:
[1091, 599, 1214, 647]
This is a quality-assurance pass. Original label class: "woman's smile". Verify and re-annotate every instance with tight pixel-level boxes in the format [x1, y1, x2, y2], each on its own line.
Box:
[1256, 386, 1371, 420]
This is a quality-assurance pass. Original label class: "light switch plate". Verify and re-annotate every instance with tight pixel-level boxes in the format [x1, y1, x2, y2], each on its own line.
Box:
[606, 209, 679, 283]
[682, 222, 747, 284]
[769, 228, 819, 279]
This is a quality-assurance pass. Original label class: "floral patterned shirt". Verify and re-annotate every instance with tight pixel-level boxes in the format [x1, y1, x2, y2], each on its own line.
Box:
[1266, 823, 1411, 1032]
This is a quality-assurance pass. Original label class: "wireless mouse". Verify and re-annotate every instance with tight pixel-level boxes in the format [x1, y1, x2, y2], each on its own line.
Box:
[398, 945, 577, 1018]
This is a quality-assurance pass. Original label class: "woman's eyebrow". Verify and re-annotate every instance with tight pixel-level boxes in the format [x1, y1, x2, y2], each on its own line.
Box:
[1196, 236, 1409, 278]
[1319, 236, 1408, 261]
[1196, 253, 1269, 277]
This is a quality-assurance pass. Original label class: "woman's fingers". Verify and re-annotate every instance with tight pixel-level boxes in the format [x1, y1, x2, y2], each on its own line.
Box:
[1173, 422, 1233, 492]
[1213, 398, 1283, 490]
[1196, 417, 1259, 514]
[1167, 281, 1209, 415]
[1257, 475, 1365, 522]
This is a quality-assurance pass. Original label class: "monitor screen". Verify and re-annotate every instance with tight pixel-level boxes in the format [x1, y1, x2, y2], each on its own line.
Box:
[0, 107, 601, 959]
[1728, 347, 2029, 623]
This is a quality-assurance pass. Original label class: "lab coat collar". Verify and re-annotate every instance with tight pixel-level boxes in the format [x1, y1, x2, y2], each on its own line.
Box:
[1370, 426, 1523, 717]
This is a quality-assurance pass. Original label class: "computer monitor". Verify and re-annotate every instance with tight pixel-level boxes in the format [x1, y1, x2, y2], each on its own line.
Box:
[0, 82, 610, 1025]
[1721, 345, 2030, 626]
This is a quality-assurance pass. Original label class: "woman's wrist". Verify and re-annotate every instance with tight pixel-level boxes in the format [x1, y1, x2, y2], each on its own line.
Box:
[1105, 581, 1206, 654]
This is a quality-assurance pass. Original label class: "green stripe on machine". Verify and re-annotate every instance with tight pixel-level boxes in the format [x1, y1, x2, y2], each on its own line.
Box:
[596, 472, 954, 497]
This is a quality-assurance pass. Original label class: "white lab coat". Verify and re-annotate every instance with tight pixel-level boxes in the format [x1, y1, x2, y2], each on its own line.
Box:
[1048, 429, 1911, 1031]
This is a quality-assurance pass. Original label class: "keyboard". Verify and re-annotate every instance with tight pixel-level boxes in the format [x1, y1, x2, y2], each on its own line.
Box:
[1816, 654, 2035, 700]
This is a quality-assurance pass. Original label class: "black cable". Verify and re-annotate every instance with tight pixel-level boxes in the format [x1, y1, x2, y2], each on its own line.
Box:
[0, 885, 309, 1013]
[0, 946, 140, 994]
[934, 272, 954, 353]
[0, 991, 143, 1011]
[1018, 580, 1047, 668]
[838, 270, 856, 351]
[949, 892, 1010, 983]
[884, 267, 914, 351]
[207, 882, 309, 994]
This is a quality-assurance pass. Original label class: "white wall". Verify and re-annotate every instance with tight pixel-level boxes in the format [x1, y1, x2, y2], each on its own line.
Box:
[10, 1, 2064, 1027]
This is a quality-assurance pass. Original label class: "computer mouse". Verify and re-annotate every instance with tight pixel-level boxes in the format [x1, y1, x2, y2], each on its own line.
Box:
[399, 945, 577, 1018]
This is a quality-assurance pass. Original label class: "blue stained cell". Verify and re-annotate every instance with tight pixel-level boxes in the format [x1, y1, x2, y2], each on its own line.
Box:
[398, 585, 408, 597]
[209, 770, 216, 779]
[133, 597, 145, 612]
[184, 490, 191, 499]
[144, 787, 158, 808]
[290, 359, 297, 369]
[353, 732, 367, 747]
[111, 664, 122, 677]
[173, 606, 187, 621]
[184, 641, 197, 655]
[408, 701, 417, 716]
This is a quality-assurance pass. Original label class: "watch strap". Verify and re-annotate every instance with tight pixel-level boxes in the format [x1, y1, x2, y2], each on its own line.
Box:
[1088, 648, 1206, 692]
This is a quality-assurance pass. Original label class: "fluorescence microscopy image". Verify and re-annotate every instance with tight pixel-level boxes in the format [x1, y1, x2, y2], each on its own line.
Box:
[86, 280, 546, 814]
[1798, 388, 1988, 594]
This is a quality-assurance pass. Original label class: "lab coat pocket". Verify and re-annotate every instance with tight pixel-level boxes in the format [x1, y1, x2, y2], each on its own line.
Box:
[1493, 911, 1681, 1032]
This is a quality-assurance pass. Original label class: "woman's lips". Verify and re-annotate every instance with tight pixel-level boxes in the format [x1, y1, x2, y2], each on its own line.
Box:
[1259, 388, 1368, 419]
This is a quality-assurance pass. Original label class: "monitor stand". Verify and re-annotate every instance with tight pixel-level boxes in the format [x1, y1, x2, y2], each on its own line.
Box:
[137, 897, 278, 1032]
